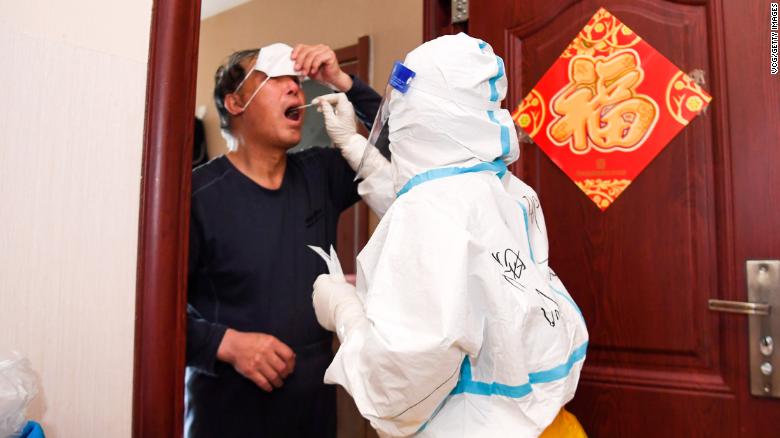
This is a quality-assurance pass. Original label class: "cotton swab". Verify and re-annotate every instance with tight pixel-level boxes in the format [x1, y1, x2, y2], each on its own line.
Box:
[293, 103, 316, 110]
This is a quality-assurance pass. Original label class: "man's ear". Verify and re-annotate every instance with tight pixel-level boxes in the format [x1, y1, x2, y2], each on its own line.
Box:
[224, 94, 245, 116]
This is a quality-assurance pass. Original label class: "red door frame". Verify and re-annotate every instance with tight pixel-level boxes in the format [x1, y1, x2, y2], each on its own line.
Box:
[133, 0, 376, 435]
[133, 0, 200, 436]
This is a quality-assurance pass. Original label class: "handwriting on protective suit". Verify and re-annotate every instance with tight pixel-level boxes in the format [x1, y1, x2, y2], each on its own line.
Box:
[521, 195, 542, 232]
[492, 249, 527, 290]
[492, 249, 560, 327]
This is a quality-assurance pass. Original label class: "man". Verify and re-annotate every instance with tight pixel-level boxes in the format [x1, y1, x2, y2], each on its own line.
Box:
[312, 33, 589, 437]
[185, 42, 381, 437]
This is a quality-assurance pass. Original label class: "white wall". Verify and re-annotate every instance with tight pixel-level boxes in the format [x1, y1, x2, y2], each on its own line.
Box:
[0, 0, 152, 436]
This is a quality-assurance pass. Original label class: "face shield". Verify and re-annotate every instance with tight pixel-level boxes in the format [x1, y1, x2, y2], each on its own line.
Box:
[357, 61, 416, 175]
[234, 43, 307, 111]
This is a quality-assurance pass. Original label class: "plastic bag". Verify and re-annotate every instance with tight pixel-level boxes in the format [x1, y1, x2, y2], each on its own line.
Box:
[0, 351, 38, 438]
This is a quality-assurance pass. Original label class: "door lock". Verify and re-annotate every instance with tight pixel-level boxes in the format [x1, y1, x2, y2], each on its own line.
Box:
[709, 260, 780, 398]
[451, 0, 469, 24]
[760, 336, 774, 356]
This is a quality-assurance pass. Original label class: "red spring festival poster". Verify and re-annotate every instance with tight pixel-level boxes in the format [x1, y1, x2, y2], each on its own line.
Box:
[513, 7, 712, 210]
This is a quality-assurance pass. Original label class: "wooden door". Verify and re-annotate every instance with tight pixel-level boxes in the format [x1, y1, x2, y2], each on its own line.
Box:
[425, 0, 780, 436]
[335, 35, 371, 276]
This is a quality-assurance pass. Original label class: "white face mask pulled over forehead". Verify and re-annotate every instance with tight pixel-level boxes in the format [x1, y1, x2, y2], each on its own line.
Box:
[234, 43, 307, 111]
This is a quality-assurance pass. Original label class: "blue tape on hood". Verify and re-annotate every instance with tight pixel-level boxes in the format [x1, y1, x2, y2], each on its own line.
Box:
[397, 159, 508, 197]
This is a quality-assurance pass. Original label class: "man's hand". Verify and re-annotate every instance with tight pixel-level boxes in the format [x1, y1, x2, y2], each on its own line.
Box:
[292, 44, 353, 92]
[217, 329, 296, 392]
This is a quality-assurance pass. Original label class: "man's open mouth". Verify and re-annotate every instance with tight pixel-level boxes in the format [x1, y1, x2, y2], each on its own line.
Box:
[284, 105, 302, 121]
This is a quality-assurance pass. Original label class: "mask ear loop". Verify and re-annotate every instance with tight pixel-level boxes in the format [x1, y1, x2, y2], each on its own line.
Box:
[233, 66, 255, 95]
[238, 76, 271, 112]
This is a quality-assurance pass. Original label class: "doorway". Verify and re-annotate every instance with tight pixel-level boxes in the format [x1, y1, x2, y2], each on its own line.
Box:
[133, 1, 420, 436]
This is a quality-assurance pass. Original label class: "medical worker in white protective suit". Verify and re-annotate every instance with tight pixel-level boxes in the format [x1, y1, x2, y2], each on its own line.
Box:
[311, 33, 589, 437]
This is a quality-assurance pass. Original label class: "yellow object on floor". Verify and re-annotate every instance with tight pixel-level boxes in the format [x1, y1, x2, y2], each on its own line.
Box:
[539, 408, 587, 438]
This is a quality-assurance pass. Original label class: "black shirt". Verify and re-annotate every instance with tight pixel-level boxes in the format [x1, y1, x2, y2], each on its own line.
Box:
[185, 78, 380, 438]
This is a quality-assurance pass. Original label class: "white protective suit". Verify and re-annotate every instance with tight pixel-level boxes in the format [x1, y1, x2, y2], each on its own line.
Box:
[315, 33, 589, 438]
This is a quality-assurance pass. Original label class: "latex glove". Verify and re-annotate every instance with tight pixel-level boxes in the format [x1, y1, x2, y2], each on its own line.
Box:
[316, 92, 392, 174]
[312, 274, 366, 342]
[315, 93, 394, 216]
[313, 93, 368, 168]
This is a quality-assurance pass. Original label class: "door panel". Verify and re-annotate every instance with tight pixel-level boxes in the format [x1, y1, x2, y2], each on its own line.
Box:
[723, 0, 780, 435]
[498, 2, 735, 434]
[426, 0, 780, 435]
[574, 385, 736, 436]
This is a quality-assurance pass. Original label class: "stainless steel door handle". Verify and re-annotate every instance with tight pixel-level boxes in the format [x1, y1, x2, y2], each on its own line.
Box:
[708, 299, 770, 316]
[709, 261, 779, 398]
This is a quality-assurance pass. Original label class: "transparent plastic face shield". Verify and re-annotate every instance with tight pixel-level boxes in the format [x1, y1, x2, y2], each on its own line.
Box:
[357, 61, 416, 175]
